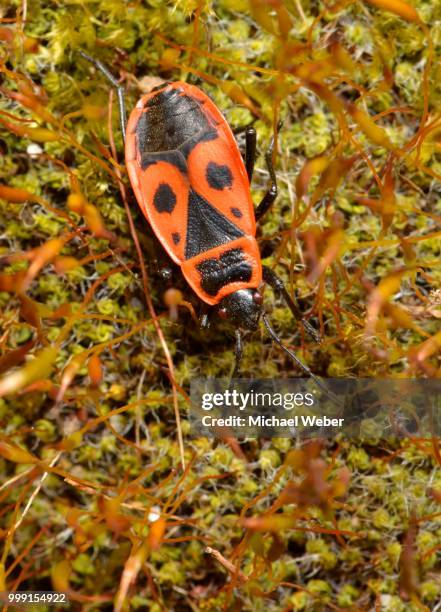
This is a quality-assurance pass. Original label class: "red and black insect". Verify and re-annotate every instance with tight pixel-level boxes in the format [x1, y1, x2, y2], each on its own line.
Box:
[80, 52, 326, 388]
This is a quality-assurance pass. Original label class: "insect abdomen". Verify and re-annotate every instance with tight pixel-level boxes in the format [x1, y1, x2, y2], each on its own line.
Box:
[196, 248, 252, 296]
[181, 236, 262, 305]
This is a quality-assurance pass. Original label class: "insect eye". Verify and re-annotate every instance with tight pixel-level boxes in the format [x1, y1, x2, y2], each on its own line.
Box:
[218, 307, 228, 319]
[253, 291, 263, 305]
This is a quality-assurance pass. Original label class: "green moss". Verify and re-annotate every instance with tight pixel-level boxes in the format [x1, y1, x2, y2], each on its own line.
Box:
[346, 447, 371, 470]
[306, 579, 332, 598]
[289, 591, 308, 610]
[72, 553, 95, 576]
[337, 584, 360, 607]
[0, 0, 440, 608]
[420, 580, 441, 603]
[34, 419, 57, 442]
[259, 449, 281, 470]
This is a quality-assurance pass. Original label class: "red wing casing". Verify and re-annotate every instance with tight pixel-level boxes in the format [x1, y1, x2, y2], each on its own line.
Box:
[125, 81, 261, 304]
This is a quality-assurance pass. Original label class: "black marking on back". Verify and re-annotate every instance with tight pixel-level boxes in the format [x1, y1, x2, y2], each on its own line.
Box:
[147, 81, 173, 96]
[140, 150, 187, 173]
[180, 129, 218, 159]
[172, 232, 181, 244]
[231, 207, 242, 218]
[185, 190, 243, 259]
[153, 183, 176, 213]
[196, 248, 252, 296]
[136, 89, 212, 155]
[206, 162, 233, 190]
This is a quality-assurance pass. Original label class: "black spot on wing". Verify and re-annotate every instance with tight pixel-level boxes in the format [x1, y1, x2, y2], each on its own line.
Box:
[196, 248, 252, 296]
[206, 162, 233, 190]
[153, 183, 176, 213]
[185, 190, 243, 259]
[172, 232, 181, 245]
[136, 89, 212, 154]
[231, 207, 242, 218]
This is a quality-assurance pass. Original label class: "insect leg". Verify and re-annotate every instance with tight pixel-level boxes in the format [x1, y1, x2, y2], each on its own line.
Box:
[200, 302, 212, 329]
[200, 313, 210, 329]
[158, 266, 173, 282]
[262, 313, 340, 405]
[232, 329, 243, 379]
[255, 134, 278, 221]
[245, 127, 257, 182]
[79, 51, 127, 142]
[262, 266, 321, 343]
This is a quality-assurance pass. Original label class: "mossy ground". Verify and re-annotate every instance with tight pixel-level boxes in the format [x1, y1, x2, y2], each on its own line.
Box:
[0, 0, 440, 610]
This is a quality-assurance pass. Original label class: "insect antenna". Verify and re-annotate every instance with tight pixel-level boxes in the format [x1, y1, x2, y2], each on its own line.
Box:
[262, 266, 321, 344]
[261, 314, 341, 406]
[79, 51, 127, 140]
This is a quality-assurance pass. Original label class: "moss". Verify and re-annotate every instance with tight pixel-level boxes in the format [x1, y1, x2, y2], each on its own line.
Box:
[306, 578, 332, 600]
[34, 419, 57, 442]
[420, 580, 441, 603]
[306, 538, 338, 569]
[72, 553, 95, 576]
[337, 584, 360, 607]
[0, 0, 440, 609]
[346, 447, 371, 470]
[416, 531, 439, 570]
[259, 449, 281, 470]
[289, 591, 308, 610]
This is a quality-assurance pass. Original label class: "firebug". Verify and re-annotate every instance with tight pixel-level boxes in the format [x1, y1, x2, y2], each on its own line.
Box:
[80, 52, 329, 391]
